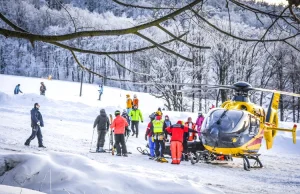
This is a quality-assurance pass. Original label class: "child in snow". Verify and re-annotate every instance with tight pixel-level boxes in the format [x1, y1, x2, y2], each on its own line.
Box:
[122, 109, 131, 136]
[163, 115, 172, 140]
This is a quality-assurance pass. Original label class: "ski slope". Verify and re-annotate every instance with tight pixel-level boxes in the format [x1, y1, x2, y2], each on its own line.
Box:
[0, 74, 299, 194]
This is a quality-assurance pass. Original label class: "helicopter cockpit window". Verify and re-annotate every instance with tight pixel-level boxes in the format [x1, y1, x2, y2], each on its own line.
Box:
[203, 109, 244, 133]
[249, 116, 260, 136]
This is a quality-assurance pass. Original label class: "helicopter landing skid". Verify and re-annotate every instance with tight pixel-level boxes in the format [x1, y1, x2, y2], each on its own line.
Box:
[241, 154, 263, 171]
[190, 150, 233, 165]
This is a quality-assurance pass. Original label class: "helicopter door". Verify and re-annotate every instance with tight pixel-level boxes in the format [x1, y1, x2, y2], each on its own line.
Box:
[249, 116, 259, 137]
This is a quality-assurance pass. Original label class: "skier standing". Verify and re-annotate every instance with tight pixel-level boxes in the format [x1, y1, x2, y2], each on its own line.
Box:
[40, 82, 46, 96]
[24, 103, 46, 148]
[14, 84, 23, 94]
[129, 105, 143, 138]
[110, 110, 129, 156]
[93, 109, 110, 152]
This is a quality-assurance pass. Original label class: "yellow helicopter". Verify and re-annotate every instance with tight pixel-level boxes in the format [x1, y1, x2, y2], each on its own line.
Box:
[183, 81, 298, 170]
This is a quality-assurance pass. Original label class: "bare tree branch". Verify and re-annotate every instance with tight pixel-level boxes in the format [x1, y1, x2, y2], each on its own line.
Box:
[135, 31, 193, 62]
[0, 0, 202, 42]
[111, 0, 179, 10]
[156, 24, 211, 49]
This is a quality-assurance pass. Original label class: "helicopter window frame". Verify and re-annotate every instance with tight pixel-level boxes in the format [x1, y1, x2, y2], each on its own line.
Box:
[203, 109, 245, 133]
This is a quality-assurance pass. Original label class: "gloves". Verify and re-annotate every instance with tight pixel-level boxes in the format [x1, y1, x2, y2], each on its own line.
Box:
[37, 121, 40, 126]
[145, 135, 147, 141]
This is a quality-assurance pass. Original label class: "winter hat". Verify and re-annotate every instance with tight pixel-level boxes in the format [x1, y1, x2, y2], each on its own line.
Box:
[177, 120, 183, 125]
[198, 112, 202, 116]
[134, 94, 137, 98]
[126, 94, 130, 97]
[34, 103, 39, 108]
[115, 110, 120, 116]
[100, 109, 106, 114]
[165, 115, 169, 119]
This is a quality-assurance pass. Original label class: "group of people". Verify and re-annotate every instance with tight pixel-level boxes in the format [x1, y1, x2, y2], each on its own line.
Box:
[145, 111, 205, 164]
[14, 82, 47, 95]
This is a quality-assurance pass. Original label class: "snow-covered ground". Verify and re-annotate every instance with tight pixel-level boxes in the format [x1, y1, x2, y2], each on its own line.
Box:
[0, 74, 299, 194]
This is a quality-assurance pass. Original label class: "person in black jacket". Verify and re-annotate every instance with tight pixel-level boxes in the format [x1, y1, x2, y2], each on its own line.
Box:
[93, 109, 110, 152]
[24, 103, 45, 148]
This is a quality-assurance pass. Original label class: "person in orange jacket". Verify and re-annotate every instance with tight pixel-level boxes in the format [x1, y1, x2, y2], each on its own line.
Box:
[126, 94, 133, 114]
[133, 94, 139, 108]
[166, 120, 191, 164]
[185, 117, 197, 141]
[110, 110, 129, 157]
[182, 117, 197, 161]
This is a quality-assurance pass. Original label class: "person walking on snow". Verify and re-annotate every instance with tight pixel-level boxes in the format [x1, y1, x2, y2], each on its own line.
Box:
[166, 120, 191, 164]
[98, 85, 103, 100]
[122, 109, 131, 136]
[14, 84, 23, 94]
[195, 112, 205, 140]
[110, 110, 129, 157]
[133, 94, 139, 108]
[40, 82, 46, 96]
[150, 114, 166, 160]
[126, 94, 133, 114]
[129, 105, 143, 138]
[93, 109, 110, 152]
[145, 112, 156, 159]
[24, 103, 46, 148]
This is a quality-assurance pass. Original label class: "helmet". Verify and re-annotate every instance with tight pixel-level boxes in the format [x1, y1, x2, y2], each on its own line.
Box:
[134, 94, 137, 98]
[156, 111, 162, 116]
[126, 94, 130, 97]
[115, 110, 120, 116]
[198, 112, 202, 116]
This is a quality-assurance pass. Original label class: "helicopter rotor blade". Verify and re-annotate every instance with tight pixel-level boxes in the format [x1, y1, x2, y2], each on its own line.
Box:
[177, 85, 235, 93]
[251, 88, 300, 98]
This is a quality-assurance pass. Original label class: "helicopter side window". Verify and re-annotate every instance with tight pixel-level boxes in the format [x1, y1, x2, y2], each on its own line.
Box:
[249, 116, 259, 136]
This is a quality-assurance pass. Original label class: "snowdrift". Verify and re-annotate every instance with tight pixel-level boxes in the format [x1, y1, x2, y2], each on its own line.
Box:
[0, 152, 221, 194]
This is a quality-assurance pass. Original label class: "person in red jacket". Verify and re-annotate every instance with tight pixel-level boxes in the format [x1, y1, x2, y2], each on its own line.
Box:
[185, 117, 197, 142]
[110, 110, 129, 157]
[166, 120, 191, 164]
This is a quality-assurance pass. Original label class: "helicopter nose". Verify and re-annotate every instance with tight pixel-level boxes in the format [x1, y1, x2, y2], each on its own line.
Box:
[210, 127, 219, 141]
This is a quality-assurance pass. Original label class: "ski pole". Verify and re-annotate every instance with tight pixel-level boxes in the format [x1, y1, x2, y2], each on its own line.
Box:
[89, 127, 96, 151]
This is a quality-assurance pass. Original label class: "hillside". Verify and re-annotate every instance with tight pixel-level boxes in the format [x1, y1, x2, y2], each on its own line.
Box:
[0, 75, 299, 194]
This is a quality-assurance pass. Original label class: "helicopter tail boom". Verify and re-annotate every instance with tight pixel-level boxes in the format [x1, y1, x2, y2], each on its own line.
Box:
[267, 124, 297, 144]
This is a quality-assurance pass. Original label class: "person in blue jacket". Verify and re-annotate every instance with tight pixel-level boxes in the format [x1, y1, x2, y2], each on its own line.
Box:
[98, 84, 103, 100]
[14, 84, 23, 94]
[24, 103, 46, 148]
